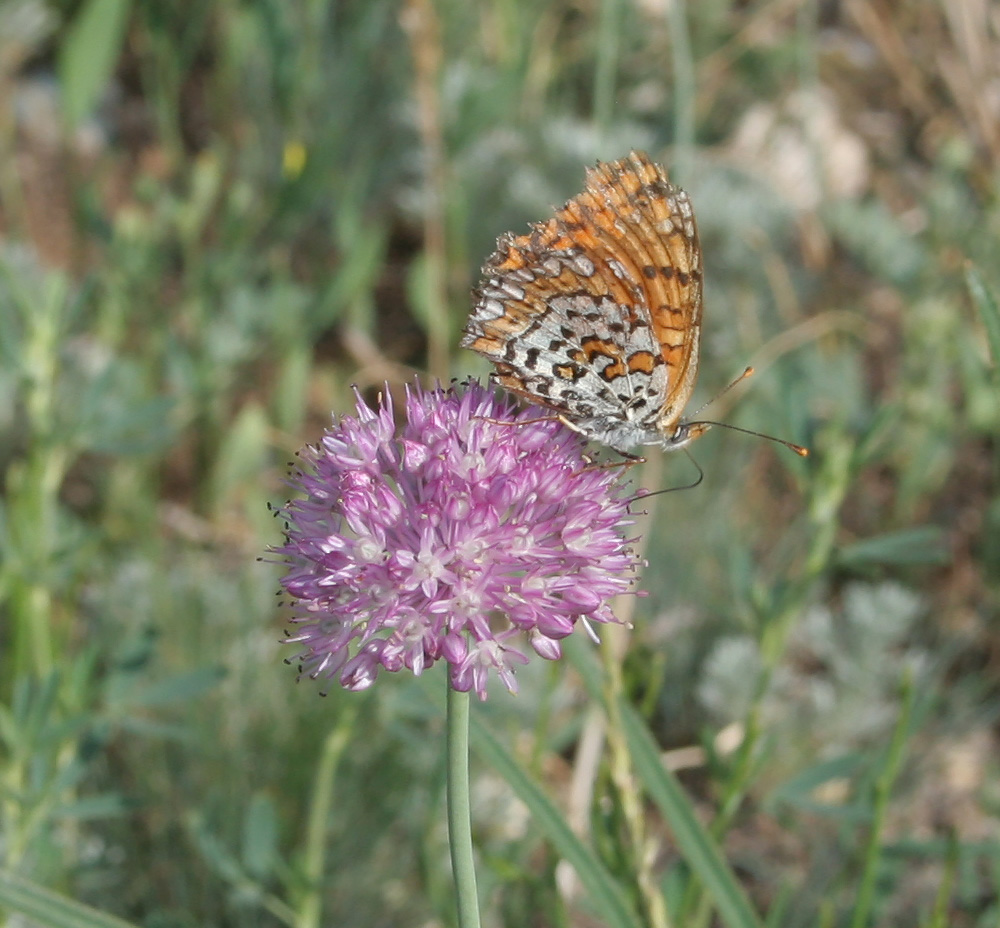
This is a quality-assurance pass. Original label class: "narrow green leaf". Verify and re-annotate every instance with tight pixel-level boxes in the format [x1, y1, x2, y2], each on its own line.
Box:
[766, 753, 865, 811]
[837, 526, 950, 568]
[469, 714, 642, 928]
[57, 0, 133, 128]
[405, 253, 432, 335]
[965, 262, 1000, 371]
[188, 814, 249, 886]
[111, 666, 226, 710]
[0, 870, 141, 928]
[242, 793, 279, 880]
[563, 636, 762, 928]
[210, 401, 271, 511]
[273, 344, 312, 435]
[621, 707, 764, 928]
[55, 793, 132, 821]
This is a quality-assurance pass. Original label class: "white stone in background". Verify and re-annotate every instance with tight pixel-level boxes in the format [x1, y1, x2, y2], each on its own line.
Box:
[728, 88, 871, 211]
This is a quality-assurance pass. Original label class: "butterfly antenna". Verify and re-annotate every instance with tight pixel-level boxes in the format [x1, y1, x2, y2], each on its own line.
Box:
[690, 420, 809, 456]
[689, 366, 809, 456]
[690, 366, 755, 418]
[629, 451, 704, 506]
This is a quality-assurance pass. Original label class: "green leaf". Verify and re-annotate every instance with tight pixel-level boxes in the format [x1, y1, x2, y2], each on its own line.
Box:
[405, 252, 433, 335]
[0, 870, 141, 928]
[242, 793, 279, 880]
[837, 526, 950, 568]
[57, 0, 133, 128]
[273, 343, 312, 435]
[107, 666, 226, 711]
[564, 636, 763, 928]
[188, 813, 249, 887]
[765, 753, 868, 817]
[469, 714, 643, 928]
[55, 793, 132, 821]
[80, 395, 176, 456]
[621, 708, 764, 928]
[74, 356, 176, 456]
[133, 666, 226, 708]
[965, 263, 1000, 372]
[210, 402, 271, 513]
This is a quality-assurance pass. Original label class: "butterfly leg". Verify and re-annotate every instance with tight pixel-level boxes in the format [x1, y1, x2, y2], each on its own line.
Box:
[580, 453, 646, 472]
[473, 414, 566, 427]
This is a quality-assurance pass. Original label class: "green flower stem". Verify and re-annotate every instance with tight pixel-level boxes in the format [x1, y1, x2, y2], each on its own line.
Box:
[447, 681, 481, 928]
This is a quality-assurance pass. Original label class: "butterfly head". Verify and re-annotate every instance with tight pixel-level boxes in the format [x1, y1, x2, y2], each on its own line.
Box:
[659, 421, 711, 453]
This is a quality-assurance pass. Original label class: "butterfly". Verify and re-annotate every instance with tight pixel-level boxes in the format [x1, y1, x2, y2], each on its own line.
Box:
[461, 150, 720, 456]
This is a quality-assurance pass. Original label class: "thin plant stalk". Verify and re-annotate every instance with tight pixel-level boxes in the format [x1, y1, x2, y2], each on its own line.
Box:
[598, 456, 671, 928]
[297, 704, 359, 928]
[402, 0, 451, 383]
[593, 0, 621, 133]
[447, 681, 482, 928]
[926, 837, 958, 928]
[5, 270, 73, 682]
[667, 0, 696, 179]
[602, 643, 672, 928]
[680, 438, 850, 925]
[849, 671, 915, 928]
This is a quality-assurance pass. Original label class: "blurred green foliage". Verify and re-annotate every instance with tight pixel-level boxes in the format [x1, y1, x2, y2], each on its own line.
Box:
[1, 0, 999, 925]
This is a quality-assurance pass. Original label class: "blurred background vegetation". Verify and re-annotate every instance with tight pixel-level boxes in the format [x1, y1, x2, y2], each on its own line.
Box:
[1, 0, 998, 925]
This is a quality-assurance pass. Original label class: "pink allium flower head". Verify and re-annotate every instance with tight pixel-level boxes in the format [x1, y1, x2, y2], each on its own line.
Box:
[272, 381, 642, 700]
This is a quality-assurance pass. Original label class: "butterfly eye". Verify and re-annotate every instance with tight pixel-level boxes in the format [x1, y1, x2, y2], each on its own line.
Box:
[663, 422, 711, 450]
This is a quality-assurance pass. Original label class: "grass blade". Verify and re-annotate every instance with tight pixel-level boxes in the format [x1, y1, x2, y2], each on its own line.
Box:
[965, 262, 1000, 372]
[621, 705, 764, 928]
[469, 712, 642, 928]
[0, 870, 141, 928]
[57, 0, 132, 128]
